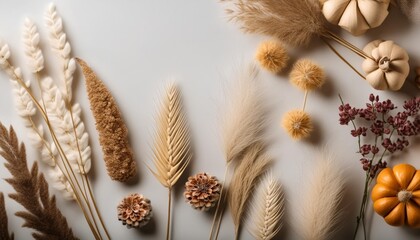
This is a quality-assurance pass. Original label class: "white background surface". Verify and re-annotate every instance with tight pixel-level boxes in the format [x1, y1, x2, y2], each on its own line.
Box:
[1, 1, 420, 240]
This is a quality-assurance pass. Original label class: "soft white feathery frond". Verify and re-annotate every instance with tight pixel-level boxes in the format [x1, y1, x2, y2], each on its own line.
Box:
[0, 40, 11, 67]
[247, 173, 285, 240]
[23, 18, 44, 73]
[222, 63, 267, 164]
[10, 79, 36, 121]
[48, 166, 75, 200]
[41, 77, 91, 174]
[45, 3, 75, 101]
[299, 152, 345, 240]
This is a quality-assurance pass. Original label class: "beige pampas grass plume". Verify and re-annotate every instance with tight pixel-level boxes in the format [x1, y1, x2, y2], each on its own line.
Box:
[222, 0, 328, 47]
[282, 110, 313, 140]
[298, 151, 345, 240]
[76, 58, 137, 182]
[229, 143, 271, 239]
[290, 59, 325, 91]
[256, 40, 289, 73]
[246, 173, 285, 240]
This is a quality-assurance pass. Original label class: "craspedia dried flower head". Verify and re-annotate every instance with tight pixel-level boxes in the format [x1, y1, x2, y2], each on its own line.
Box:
[184, 172, 221, 211]
[282, 110, 313, 140]
[290, 59, 325, 91]
[256, 40, 289, 73]
[117, 193, 152, 228]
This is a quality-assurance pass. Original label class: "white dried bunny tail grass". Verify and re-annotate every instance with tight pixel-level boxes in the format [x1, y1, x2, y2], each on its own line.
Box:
[23, 18, 44, 73]
[222, 63, 267, 164]
[247, 173, 285, 240]
[298, 151, 345, 240]
[45, 3, 75, 101]
[41, 77, 91, 174]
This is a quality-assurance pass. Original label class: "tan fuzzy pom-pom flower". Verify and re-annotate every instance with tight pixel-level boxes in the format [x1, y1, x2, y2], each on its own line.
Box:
[256, 40, 289, 73]
[117, 193, 152, 228]
[290, 59, 325, 91]
[184, 172, 221, 211]
[282, 110, 313, 140]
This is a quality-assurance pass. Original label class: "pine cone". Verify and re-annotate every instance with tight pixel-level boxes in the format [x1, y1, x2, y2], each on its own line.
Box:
[117, 193, 152, 228]
[184, 172, 221, 211]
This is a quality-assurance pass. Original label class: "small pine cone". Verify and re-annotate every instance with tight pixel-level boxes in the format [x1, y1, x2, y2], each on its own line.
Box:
[184, 172, 221, 211]
[117, 193, 152, 228]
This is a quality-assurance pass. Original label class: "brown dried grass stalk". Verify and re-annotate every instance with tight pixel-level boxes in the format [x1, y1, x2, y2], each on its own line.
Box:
[76, 58, 137, 182]
[222, 0, 328, 47]
[0, 192, 14, 240]
[229, 143, 271, 239]
[0, 122, 77, 240]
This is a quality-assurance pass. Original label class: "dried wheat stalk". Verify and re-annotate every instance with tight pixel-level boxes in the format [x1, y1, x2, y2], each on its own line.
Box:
[221, 0, 327, 47]
[0, 192, 14, 240]
[229, 143, 271, 239]
[298, 151, 345, 240]
[0, 122, 77, 240]
[76, 58, 137, 182]
[149, 82, 192, 240]
[246, 173, 285, 240]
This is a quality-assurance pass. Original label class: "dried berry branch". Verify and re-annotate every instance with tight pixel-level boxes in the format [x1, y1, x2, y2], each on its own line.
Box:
[0, 122, 77, 240]
[0, 192, 14, 240]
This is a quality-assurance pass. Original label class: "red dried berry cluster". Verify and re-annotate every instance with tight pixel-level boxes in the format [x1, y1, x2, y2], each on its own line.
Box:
[339, 94, 420, 178]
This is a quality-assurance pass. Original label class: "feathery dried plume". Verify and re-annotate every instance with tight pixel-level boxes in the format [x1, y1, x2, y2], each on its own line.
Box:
[0, 193, 14, 240]
[298, 151, 345, 240]
[246, 173, 284, 240]
[222, 0, 328, 47]
[290, 59, 325, 91]
[23, 18, 44, 73]
[256, 40, 289, 73]
[229, 143, 271, 237]
[0, 122, 77, 240]
[222, 63, 266, 164]
[282, 110, 313, 140]
[45, 3, 76, 101]
[76, 58, 136, 182]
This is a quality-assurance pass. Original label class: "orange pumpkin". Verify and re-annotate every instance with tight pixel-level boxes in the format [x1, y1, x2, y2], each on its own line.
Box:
[371, 163, 420, 227]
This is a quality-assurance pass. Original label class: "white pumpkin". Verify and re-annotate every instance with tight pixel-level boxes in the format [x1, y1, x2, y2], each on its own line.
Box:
[322, 0, 391, 36]
[362, 40, 410, 91]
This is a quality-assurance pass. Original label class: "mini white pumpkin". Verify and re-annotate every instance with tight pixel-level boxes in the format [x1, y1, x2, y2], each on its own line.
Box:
[322, 0, 391, 36]
[362, 40, 409, 91]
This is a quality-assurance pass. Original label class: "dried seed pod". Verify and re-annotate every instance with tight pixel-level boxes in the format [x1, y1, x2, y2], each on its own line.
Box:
[117, 193, 153, 228]
[184, 172, 221, 211]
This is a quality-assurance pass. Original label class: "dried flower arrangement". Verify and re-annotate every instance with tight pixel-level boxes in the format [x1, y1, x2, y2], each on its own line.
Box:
[0, 192, 14, 240]
[184, 172, 221, 211]
[220, 0, 412, 91]
[339, 94, 420, 239]
[0, 122, 77, 239]
[148, 82, 192, 240]
[117, 193, 153, 228]
[76, 58, 137, 183]
[0, 4, 109, 239]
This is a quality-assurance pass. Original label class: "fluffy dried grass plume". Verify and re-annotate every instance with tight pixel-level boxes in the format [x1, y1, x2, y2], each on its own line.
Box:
[76, 58, 137, 182]
[256, 40, 289, 73]
[0, 193, 14, 240]
[298, 151, 345, 240]
[222, 64, 267, 164]
[229, 143, 271, 236]
[222, 0, 328, 47]
[247, 173, 284, 240]
[290, 59, 325, 91]
[282, 110, 313, 140]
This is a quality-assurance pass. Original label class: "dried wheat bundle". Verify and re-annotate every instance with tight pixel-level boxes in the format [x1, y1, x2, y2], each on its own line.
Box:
[229, 143, 271, 239]
[0, 122, 77, 240]
[246, 173, 285, 240]
[222, 0, 327, 47]
[149, 81, 192, 240]
[0, 193, 14, 240]
[298, 151, 345, 240]
[76, 58, 136, 182]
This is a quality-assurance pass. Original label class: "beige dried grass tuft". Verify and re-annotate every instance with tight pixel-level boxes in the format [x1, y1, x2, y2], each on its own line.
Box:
[256, 40, 289, 73]
[76, 58, 136, 182]
[290, 59, 325, 91]
[298, 151, 345, 240]
[246, 173, 285, 240]
[229, 143, 271, 237]
[221, 0, 327, 47]
[282, 110, 313, 140]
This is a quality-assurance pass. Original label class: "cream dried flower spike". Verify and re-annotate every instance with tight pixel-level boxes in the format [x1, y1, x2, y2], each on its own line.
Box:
[322, 0, 391, 36]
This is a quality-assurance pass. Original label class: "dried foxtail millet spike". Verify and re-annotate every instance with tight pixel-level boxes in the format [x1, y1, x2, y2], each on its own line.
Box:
[76, 58, 137, 182]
